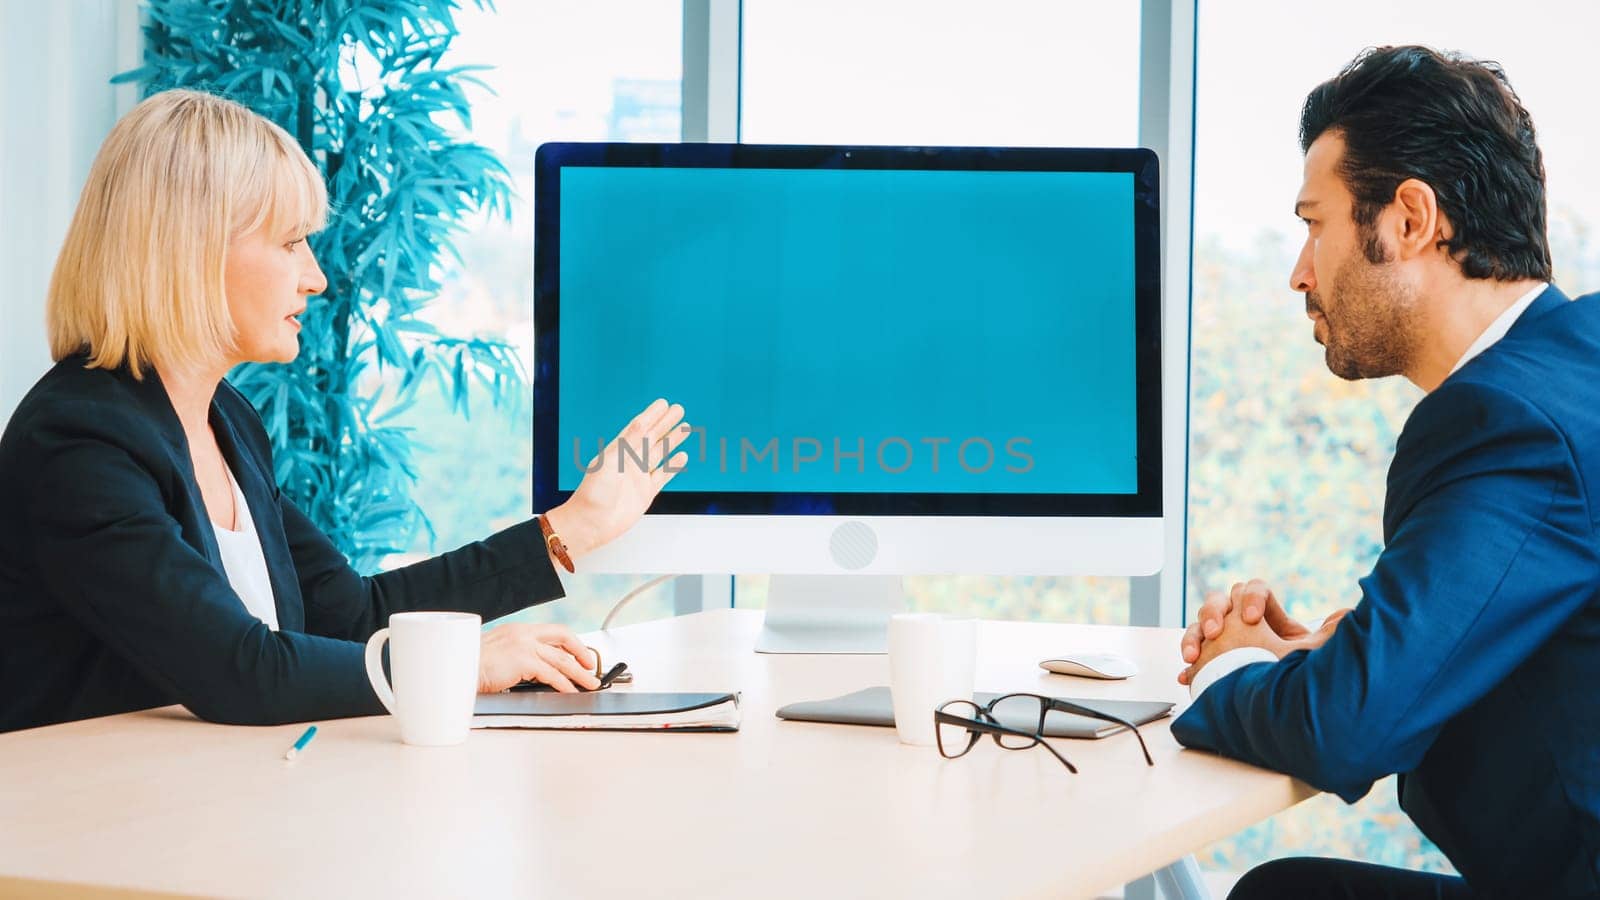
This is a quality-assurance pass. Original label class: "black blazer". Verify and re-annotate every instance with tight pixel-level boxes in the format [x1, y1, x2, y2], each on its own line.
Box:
[0, 355, 564, 732]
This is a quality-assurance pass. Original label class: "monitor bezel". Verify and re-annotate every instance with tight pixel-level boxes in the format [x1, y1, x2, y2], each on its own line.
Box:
[533, 141, 1162, 518]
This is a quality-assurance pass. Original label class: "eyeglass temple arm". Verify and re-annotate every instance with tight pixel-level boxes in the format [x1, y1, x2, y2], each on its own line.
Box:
[936, 711, 1083, 774]
[940, 711, 1048, 744]
[1048, 700, 1155, 766]
[1030, 734, 1080, 774]
[978, 715, 1082, 775]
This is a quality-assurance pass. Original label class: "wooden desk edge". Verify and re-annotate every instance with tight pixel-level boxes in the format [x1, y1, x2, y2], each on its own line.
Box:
[1079, 776, 1320, 896]
[0, 875, 199, 900]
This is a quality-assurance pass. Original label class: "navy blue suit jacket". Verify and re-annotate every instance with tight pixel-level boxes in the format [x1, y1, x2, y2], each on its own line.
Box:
[0, 356, 564, 733]
[1173, 286, 1600, 896]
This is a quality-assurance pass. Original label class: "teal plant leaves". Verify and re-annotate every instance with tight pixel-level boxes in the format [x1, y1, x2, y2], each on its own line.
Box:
[117, 0, 524, 572]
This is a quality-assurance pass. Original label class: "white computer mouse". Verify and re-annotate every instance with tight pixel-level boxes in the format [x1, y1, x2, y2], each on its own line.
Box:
[1039, 652, 1139, 680]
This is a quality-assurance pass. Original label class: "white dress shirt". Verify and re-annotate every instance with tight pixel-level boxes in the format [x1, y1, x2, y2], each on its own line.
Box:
[212, 463, 280, 631]
[1190, 282, 1549, 699]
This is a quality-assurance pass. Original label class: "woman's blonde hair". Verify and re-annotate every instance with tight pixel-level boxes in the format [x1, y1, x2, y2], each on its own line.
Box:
[47, 89, 328, 378]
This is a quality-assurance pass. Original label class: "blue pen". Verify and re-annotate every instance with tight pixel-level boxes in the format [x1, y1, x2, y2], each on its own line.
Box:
[284, 725, 318, 761]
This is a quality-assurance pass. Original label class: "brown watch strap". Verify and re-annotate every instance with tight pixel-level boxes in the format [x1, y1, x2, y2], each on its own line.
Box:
[537, 513, 575, 573]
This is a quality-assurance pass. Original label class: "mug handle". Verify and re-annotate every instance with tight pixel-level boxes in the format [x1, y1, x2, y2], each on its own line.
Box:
[364, 627, 398, 715]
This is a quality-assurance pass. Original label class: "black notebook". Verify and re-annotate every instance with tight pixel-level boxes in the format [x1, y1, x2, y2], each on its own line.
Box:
[776, 686, 1172, 739]
[473, 691, 741, 732]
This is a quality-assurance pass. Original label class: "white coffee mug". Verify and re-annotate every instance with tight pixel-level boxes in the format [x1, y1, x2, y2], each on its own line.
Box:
[364, 611, 482, 746]
[888, 613, 978, 746]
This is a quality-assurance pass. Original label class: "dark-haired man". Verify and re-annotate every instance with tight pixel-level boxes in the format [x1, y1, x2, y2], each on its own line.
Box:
[1172, 45, 1600, 898]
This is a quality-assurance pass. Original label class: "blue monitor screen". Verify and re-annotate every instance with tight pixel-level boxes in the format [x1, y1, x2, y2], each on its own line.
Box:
[536, 144, 1161, 517]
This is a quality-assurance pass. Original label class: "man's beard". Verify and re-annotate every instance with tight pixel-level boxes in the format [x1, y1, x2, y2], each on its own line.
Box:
[1310, 251, 1419, 381]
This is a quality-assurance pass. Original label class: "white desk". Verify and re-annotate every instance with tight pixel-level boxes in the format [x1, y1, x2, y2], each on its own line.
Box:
[0, 609, 1314, 899]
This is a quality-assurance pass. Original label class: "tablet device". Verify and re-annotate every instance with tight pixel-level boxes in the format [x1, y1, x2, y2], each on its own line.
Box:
[776, 686, 1173, 739]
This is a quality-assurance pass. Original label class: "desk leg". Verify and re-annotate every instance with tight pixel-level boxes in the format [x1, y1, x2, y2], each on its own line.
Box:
[1152, 855, 1210, 899]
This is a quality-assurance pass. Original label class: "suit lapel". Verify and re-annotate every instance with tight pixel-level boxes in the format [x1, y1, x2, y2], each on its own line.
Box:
[209, 394, 306, 633]
[105, 361, 305, 631]
[1381, 284, 1571, 541]
[121, 366, 225, 568]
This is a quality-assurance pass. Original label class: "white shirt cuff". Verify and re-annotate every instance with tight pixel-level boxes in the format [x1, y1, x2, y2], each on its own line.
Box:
[1188, 646, 1279, 699]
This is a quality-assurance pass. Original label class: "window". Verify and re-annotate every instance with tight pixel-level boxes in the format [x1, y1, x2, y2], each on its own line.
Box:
[1189, 0, 1600, 878]
[392, 0, 683, 631]
[740, 0, 1140, 148]
[735, 0, 1145, 622]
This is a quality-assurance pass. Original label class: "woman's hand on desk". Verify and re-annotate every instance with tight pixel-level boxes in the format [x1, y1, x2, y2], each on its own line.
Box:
[545, 398, 692, 562]
[478, 623, 600, 693]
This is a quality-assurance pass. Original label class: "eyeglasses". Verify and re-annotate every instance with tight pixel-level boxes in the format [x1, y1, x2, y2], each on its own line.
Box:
[933, 692, 1155, 773]
[508, 649, 631, 692]
[584, 648, 632, 688]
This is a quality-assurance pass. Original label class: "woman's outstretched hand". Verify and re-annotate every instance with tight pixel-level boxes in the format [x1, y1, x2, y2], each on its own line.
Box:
[544, 398, 691, 563]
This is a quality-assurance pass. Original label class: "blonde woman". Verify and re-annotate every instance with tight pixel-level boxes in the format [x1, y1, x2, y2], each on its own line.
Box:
[0, 89, 689, 732]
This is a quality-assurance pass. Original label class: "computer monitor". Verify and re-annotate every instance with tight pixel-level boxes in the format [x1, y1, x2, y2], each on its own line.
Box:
[533, 142, 1162, 650]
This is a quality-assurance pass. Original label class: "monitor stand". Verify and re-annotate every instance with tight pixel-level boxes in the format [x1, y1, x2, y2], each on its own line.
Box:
[754, 575, 907, 654]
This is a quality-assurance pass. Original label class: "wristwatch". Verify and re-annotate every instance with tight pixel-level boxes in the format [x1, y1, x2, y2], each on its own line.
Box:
[537, 513, 575, 573]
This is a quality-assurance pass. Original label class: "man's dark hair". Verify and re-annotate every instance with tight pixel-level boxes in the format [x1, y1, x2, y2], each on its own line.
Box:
[1300, 45, 1552, 281]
